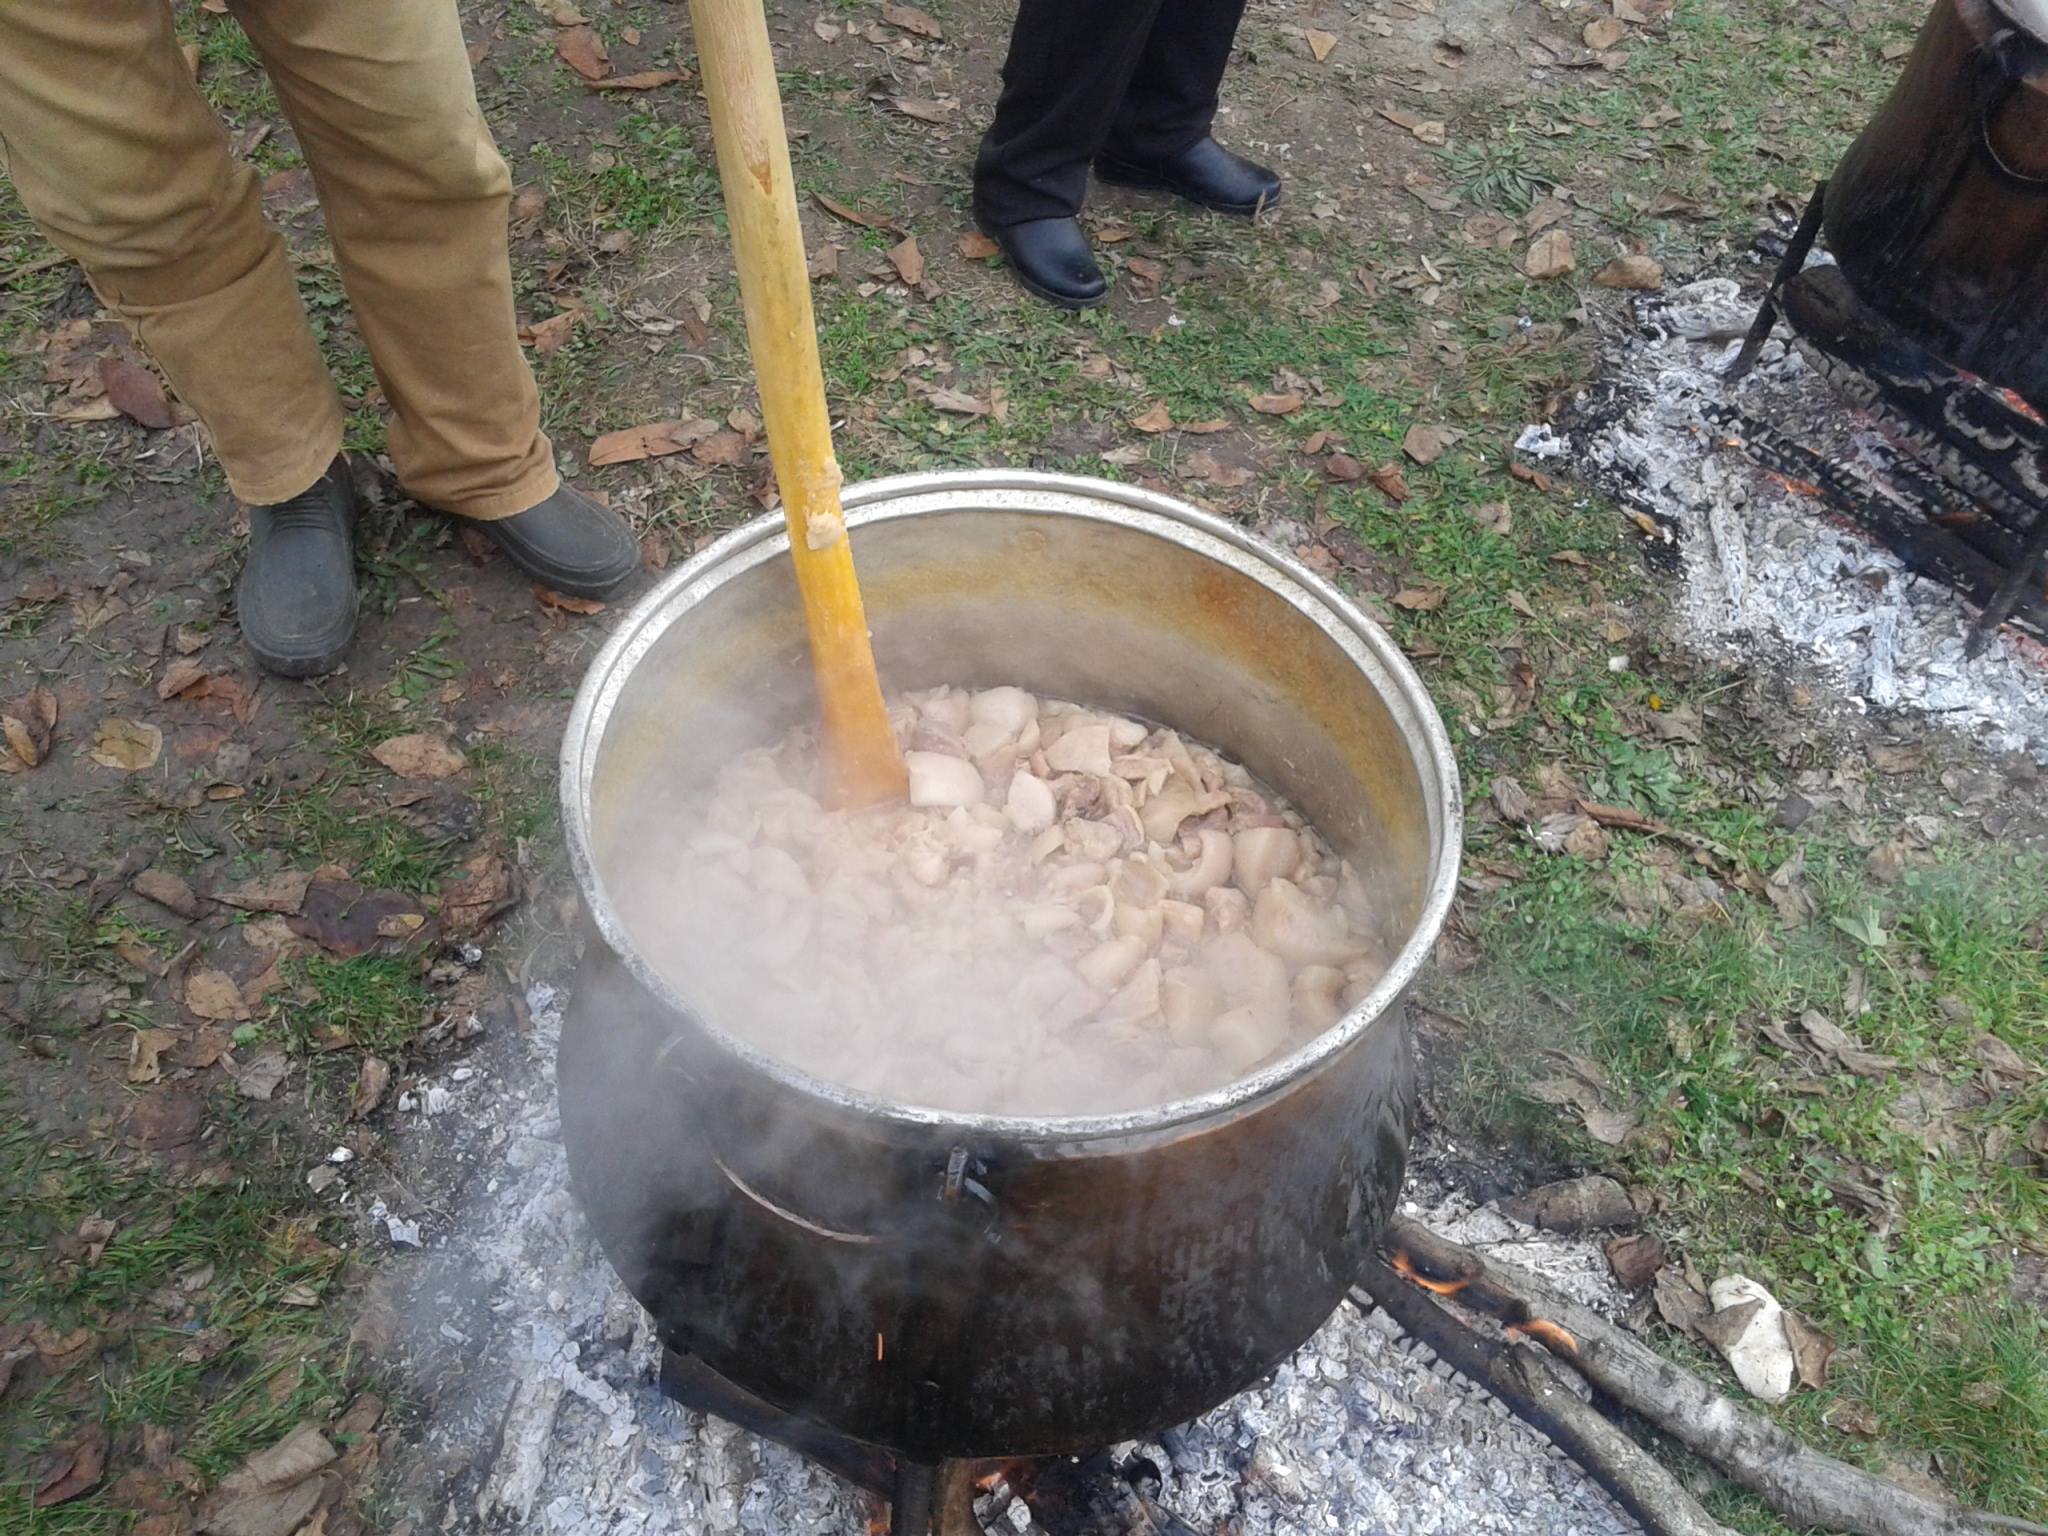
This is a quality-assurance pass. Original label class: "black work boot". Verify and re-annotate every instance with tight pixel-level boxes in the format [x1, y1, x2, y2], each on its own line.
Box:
[237, 455, 359, 678]
[983, 217, 1107, 310]
[483, 483, 639, 600]
[1095, 139, 1282, 218]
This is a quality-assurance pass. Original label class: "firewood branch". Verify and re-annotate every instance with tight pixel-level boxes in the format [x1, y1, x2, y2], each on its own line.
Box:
[1381, 1218, 2048, 1536]
[1354, 1257, 1739, 1536]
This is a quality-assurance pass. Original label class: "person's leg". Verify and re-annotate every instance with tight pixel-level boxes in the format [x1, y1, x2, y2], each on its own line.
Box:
[971, 0, 1166, 230]
[1096, 0, 1280, 218]
[229, 0, 553, 522]
[0, 2, 345, 505]
[1106, 0, 1248, 166]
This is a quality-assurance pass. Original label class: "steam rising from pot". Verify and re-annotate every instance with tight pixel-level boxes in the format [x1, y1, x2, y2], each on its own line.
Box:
[604, 685, 1389, 1117]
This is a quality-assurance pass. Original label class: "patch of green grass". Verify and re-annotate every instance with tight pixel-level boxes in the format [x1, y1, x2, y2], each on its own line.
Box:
[388, 620, 462, 707]
[0, 458, 115, 563]
[1452, 841, 2048, 1514]
[191, 10, 280, 123]
[468, 741, 560, 849]
[1441, 134, 1558, 217]
[0, 1092, 364, 1524]
[231, 697, 461, 893]
[527, 111, 722, 240]
[286, 954, 433, 1055]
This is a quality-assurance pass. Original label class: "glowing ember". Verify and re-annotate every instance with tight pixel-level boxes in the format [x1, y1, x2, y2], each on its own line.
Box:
[1390, 1248, 1470, 1298]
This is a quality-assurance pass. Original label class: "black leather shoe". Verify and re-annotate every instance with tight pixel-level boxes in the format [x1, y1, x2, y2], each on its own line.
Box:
[984, 217, 1108, 310]
[483, 483, 639, 600]
[1095, 138, 1282, 218]
[237, 455, 359, 678]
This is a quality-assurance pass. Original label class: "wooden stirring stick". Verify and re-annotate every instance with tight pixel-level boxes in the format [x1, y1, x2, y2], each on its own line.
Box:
[690, 0, 907, 808]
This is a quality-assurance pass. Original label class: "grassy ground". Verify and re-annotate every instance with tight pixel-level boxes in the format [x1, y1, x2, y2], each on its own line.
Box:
[1, 0, 2042, 1529]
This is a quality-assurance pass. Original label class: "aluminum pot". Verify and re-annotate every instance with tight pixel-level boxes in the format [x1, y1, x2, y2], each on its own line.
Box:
[557, 471, 1461, 1463]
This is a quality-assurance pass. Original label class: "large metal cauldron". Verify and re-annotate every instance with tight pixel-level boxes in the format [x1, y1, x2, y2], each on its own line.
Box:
[557, 471, 1462, 1464]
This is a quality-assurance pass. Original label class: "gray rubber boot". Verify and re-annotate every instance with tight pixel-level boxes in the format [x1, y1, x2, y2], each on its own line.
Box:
[483, 483, 639, 600]
[235, 456, 359, 679]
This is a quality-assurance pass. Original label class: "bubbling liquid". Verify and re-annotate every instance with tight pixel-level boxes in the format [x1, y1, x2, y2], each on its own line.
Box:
[609, 686, 1388, 1117]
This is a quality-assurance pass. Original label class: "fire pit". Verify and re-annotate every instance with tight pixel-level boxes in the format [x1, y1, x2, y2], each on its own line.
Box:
[555, 471, 1462, 1528]
[1725, 0, 2048, 650]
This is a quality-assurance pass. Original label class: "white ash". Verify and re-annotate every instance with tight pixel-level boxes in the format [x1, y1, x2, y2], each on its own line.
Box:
[372, 980, 1638, 1535]
[1526, 271, 2048, 759]
[1414, 1189, 1626, 1319]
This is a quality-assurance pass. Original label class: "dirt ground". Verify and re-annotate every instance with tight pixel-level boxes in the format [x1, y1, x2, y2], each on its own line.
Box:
[2, 0, 2043, 1530]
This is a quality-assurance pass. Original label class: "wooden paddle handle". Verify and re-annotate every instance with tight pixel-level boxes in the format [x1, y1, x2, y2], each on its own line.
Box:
[690, 0, 906, 808]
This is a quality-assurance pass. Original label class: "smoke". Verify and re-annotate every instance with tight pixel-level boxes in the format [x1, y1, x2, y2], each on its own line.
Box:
[596, 684, 1391, 1120]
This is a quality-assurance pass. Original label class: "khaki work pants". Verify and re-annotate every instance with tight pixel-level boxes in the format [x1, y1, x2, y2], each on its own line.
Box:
[0, 0, 557, 518]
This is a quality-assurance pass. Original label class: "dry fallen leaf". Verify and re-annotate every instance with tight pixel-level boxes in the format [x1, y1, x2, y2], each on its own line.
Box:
[1798, 1009, 1900, 1078]
[1533, 810, 1610, 861]
[1367, 462, 1411, 502]
[1525, 1072, 1638, 1144]
[157, 657, 210, 701]
[198, 1424, 335, 1536]
[128, 1028, 180, 1084]
[439, 850, 520, 933]
[1, 684, 58, 770]
[1249, 391, 1304, 416]
[1525, 230, 1577, 280]
[690, 429, 749, 466]
[1392, 586, 1447, 612]
[1305, 28, 1338, 61]
[132, 866, 206, 919]
[34, 1423, 107, 1508]
[184, 968, 251, 1023]
[887, 235, 925, 286]
[926, 388, 989, 416]
[1654, 1265, 1711, 1335]
[588, 418, 717, 467]
[554, 24, 611, 81]
[807, 243, 841, 281]
[350, 1056, 392, 1121]
[880, 2, 942, 38]
[237, 1049, 289, 1101]
[1594, 253, 1665, 290]
[958, 231, 1000, 260]
[589, 69, 683, 91]
[1604, 1233, 1666, 1290]
[217, 870, 311, 915]
[1378, 106, 1447, 145]
[510, 185, 547, 234]
[1324, 452, 1366, 483]
[1131, 401, 1174, 434]
[815, 193, 902, 232]
[90, 717, 163, 772]
[892, 96, 957, 124]
[1783, 1309, 1835, 1390]
[1471, 501, 1513, 534]
[100, 357, 177, 430]
[534, 584, 607, 615]
[371, 733, 467, 780]
[1184, 450, 1255, 489]
[1401, 423, 1454, 465]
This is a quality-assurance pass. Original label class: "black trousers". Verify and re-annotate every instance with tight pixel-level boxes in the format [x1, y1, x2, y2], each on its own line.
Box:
[972, 0, 1249, 229]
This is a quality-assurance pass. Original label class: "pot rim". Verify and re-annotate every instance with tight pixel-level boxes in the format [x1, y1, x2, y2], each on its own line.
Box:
[560, 469, 1462, 1143]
